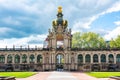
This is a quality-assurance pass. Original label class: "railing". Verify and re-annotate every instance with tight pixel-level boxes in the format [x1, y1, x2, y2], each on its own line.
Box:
[71, 48, 120, 51]
[0, 48, 49, 51]
[0, 47, 120, 51]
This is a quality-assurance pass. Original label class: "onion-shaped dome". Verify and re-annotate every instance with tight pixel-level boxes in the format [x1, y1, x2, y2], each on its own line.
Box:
[52, 6, 68, 30]
[63, 20, 68, 29]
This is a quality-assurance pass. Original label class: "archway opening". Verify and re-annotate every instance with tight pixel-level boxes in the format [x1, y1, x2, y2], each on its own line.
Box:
[108, 54, 114, 63]
[78, 54, 83, 64]
[56, 54, 64, 64]
[37, 55, 42, 63]
[57, 41, 63, 49]
[22, 54, 27, 63]
[29, 54, 35, 63]
[93, 54, 98, 63]
[56, 54, 64, 70]
[15, 55, 20, 63]
[7, 54, 12, 63]
[85, 54, 91, 63]
[116, 54, 120, 63]
[0, 55, 5, 63]
[101, 54, 106, 63]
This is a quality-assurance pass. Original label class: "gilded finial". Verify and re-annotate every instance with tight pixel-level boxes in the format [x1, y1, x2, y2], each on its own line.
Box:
[58, 6, 62, 13]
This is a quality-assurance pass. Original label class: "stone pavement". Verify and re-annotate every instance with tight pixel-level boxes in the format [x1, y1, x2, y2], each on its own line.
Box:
[46, 71, 78, 80]
[16, 71, 109, 80]
[16, 72, 50, 80]
[71, 72, 109, 80]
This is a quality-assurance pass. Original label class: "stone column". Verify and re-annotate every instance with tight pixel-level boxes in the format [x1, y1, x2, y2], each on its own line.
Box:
[66, 53, 69, 70]
[98, 54, 101, 63]
[34, 54, 37, 70]
[51, 53, 53, 70]
[106, 54, 108, 63]
[49, 53, 51, 70]
[69, 53, 71, 63]
[20, 54, 22, 64]
[83, 53, 85, 64]
[69, 53, 71, 70]
[42, 55, 45, 71]
[27, 54, 29, 64]
[114, 53, 116, 64]
[91, 53, 93, 64]
[75, 54, 78, 70]
[34, 54, 37, 64]
[12, 54, 15, 64]
[53, 53, 56, 70]
[5, 54, 7, 64]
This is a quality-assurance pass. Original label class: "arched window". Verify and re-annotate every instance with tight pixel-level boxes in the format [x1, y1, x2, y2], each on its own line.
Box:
[22, 54, 27, 63]
[37, 55, 42, 63]
[0, 55, 5, 63]
[15, 54, 20, 63]
[101, 54, 106, 63]
[116, 54, 120, 63]
[78, 54, 83, 63]
[108, 54, 114, 63]
[85, 54, 91, 63]
[30, 54, 35, 63]
[7, 54, 12, 63]
[93, 54, 98, 63]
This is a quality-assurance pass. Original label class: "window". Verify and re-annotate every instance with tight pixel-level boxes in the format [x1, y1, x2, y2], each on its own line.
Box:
[37, 55, 42, 63]
[85, 54, 91, 63]
[108, 54, 114, 63]
[78, 54, 83, 63]
[0, 55, 5, 63]
[7, 54, 12, 63]
[93, 54, 98, 63]
[22, 54, 27, 63]
[15, 55, 20, 63]
[30, 54, 35, 63]
[101, 54, 106, 63]
[116, 54, 120, 62]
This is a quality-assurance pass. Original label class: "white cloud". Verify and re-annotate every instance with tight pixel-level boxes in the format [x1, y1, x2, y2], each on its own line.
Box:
[0, 27, 12, 34]
[0, 0, 55, 15]
[0, 0, 120, 47]
[72, 0, 120, 33]
[2, 16, 21, 25]
[104, 26, 120, 41]
[114, 21, 120, 26]
[102, 1, 120, 14]
[92, 28, 110, 36]
[72, 16, 97, 33]
[0, 34, 47, 48]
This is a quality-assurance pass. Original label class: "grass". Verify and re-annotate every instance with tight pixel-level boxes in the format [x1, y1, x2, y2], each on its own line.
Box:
[0, 72, 37, 78]
[87, 72, 120, 78]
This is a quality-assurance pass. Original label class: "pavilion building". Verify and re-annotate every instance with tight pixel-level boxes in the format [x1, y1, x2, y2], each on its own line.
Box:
[0, 7, 120, 71]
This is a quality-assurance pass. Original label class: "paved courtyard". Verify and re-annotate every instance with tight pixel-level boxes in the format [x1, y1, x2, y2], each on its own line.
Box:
[16, 71, 109, 80]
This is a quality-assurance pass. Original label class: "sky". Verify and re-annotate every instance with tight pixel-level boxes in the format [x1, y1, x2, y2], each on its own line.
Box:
[0, 0, 120, 48]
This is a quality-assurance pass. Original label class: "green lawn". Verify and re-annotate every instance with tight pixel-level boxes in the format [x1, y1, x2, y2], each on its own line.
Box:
[0, 72, 37, 78]
[87, 72, 120, 78]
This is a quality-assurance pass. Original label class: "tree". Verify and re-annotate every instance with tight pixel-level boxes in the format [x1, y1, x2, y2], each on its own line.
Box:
[72, 32, 106, 49]
[115, 35, 120, 48]
[72, 32, 82, 48]
[110, 35, 120, 48]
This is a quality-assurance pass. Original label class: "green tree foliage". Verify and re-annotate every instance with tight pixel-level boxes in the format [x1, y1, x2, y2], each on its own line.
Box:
[72, 32, 81, 48]
[72, 32, 106, 49]
[110, 35, 120, 48]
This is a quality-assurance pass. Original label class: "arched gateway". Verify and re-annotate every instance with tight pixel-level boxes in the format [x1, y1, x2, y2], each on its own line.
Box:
[56, 54, 64, 70]
[0, 6, 120, 71]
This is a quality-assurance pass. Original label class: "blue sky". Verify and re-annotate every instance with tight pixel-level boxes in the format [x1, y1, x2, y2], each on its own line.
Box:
[0, 0, 120, 48]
